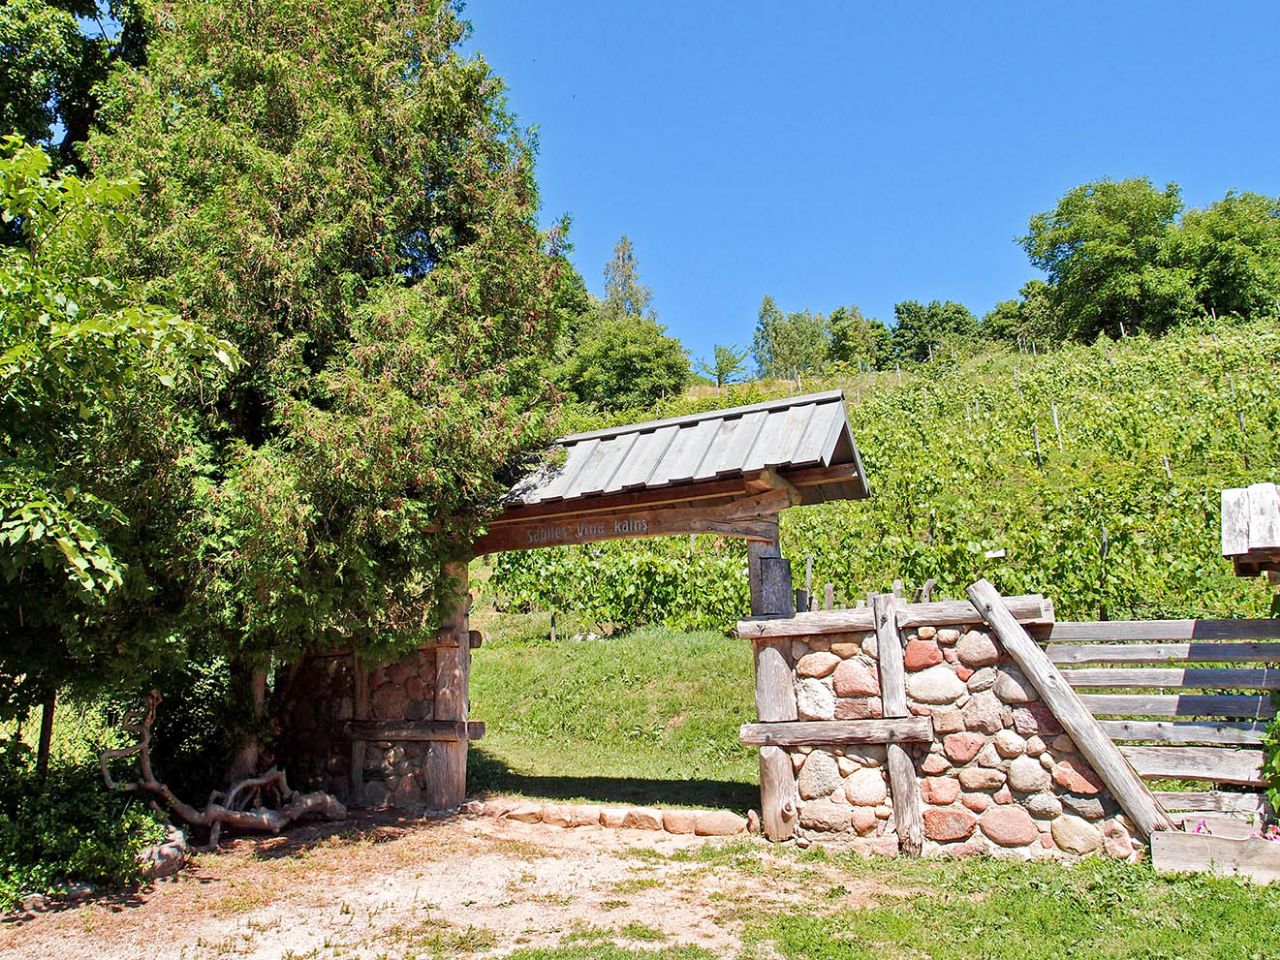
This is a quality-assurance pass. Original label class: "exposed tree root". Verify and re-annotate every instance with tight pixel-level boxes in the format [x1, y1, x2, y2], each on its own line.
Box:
[101, 691, 347, 849]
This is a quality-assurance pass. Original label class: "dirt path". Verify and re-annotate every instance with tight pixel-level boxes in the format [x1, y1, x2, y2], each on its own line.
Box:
[0, 812, 880, 960]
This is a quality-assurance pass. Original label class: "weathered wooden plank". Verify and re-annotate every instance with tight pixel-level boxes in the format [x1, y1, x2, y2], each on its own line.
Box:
[1042, 619, 1280, 642]
[1152, 831, 1280, 883]
[1047, 642, 1280, 665]
[1154, 790, 1268, 817]
[874, 594, 908, 719]
[896, 594, 1053, 629]
[737, 593, 1050, 639]
[754, 639, 799, 842]
[1221, 487, 1251, 557]
[474, 490, 787, 554]
[1097, 719, 1266, 745]
[738, 717, 934, 747]
[966, 579, 1174, 839]
[1120, 745, 1266, 786]
[873, 593, 924, 857]
[1080, 693, 1275, 718]
[1171, 815, 1259, 839]
[1247, 482, 1280, 551]
[425, 563, 472, 811]
[887, 742, 924, 857]
[1062, 667, 1280, 690]
[344, 720, 486, 742]
[349, 657, 370, 797]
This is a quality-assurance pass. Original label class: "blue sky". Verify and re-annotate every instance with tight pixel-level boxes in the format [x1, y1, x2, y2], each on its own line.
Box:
[463, 1, 1280, 361]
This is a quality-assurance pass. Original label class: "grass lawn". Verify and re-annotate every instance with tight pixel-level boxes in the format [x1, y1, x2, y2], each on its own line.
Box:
[468, 610, 759, 810]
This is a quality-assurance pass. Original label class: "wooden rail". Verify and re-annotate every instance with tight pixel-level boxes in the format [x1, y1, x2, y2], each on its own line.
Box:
[1041, 614, 1280, 826]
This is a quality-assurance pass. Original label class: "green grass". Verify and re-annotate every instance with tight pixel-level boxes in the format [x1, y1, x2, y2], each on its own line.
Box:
[651, 841, 1280, 960]
[468, 616, 757, 810]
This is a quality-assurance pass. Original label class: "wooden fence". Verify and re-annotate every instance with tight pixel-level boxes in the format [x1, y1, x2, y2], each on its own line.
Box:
[1036, 618, 1280, 834]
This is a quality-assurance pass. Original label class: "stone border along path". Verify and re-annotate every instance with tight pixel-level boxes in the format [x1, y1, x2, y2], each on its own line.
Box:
[467, 797, 756, 836]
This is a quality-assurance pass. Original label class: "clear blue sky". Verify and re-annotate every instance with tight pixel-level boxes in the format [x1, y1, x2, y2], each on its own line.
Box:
[463, 1, 1280, 361]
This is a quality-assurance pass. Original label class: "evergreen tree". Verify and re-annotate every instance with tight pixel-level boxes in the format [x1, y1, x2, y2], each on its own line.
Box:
[85, 0, 567, 700]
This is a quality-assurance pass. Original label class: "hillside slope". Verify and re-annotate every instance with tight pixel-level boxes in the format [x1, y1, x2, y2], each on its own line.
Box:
[490, 321, 1280, 626]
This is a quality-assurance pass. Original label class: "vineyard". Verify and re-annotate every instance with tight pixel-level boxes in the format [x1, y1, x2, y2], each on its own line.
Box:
[489, 319, 1280, 628]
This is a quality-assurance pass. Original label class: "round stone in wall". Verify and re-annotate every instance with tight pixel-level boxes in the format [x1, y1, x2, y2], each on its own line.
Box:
[1022, 792, 1063, 820]
[844, 767, 888, 806]
[796, 678, 836, 720]
[993, 666, 1039, 703]
[956, 630, 1000, 667]
[979, 806, 1038, 847]
[797, 750, 842, 799]
[796, 652, 841, 678]
[1051, 814, 1103, 854]
[1007, 754, 1051, 793]
[906, 664, 966, 704]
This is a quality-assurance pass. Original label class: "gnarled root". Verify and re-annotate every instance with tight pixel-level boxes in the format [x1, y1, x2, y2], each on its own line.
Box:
[101, 691, 347, 850]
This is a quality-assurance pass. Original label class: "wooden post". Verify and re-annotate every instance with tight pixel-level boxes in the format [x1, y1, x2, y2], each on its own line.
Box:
[823, 583, 834, 611]
[965, 579, 1175, 839]
[425, 562, 472, 811]
[872, 593, 924, 856]
[747, 535, 780, 617]
[35, 692, 55, 783]
[754, 639, 799, 841]
[350, 656, 369, 799]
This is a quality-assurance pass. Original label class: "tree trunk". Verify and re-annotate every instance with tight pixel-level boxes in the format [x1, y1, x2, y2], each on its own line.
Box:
[224, 668, 268, 783]
[35, 692, 55, 783]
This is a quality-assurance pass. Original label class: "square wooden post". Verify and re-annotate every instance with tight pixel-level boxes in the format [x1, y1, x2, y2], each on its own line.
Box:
[425, 562, 472, 811]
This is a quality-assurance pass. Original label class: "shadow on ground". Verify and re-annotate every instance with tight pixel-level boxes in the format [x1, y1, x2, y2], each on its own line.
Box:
[467, 747, 758, 812]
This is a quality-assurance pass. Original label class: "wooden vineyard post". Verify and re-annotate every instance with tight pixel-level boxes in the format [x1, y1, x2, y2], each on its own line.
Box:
[425, 562, 473, 811]
[965, 579, 1175, 839]
[753, 638, 799, 841]
[872, 593, 924, 856]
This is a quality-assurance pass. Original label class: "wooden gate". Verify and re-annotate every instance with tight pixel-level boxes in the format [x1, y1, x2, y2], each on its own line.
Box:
[1037, 618, 1280, 832]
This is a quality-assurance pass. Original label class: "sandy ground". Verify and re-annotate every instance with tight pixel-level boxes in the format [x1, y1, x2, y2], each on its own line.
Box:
[0, 810, 885, 960]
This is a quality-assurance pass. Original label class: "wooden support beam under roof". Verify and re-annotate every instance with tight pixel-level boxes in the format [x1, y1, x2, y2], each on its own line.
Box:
[474, 392, 869, 556]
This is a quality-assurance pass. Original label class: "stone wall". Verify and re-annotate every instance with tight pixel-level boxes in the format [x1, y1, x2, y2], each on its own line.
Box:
[784, 622, 1141, 860]
[276, 646, 439, 809]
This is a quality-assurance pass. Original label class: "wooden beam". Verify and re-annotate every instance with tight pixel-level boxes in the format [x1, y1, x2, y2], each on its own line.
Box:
[1153, 790, 1268, 817]
[873, 593, 923, 857]
[1062, 667, 1280, 690]
[344, 720, 486, 742]
[739, 717, 934, 747]
[1120, 745, 1265, 787]
[1152, 831, 1280, 883]
[1222, 487, 1251, 557]
[490, 475, 752, 525]
[1079, 693, 1275, 718]
[896, 595, 1053, 629]
[435, 628, 484, 649]
[424, 562, 472, 811]
[753, 639, 799, 842]
[349, 656, 369, 799]
[965, 579, 1174, 839]
[1047, 642, 1280, 665]
[737, 593, 1051, 639]
[1040, 619, 1280, 641]
[473, 491, 787, 555]
[1097, 719, 1266, 746]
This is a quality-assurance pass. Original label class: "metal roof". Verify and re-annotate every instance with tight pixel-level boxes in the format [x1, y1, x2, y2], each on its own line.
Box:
[507, 390, 868, 508]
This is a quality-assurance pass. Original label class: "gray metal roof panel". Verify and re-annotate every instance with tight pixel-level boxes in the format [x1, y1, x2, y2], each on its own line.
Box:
[509, 390, 864, 507]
